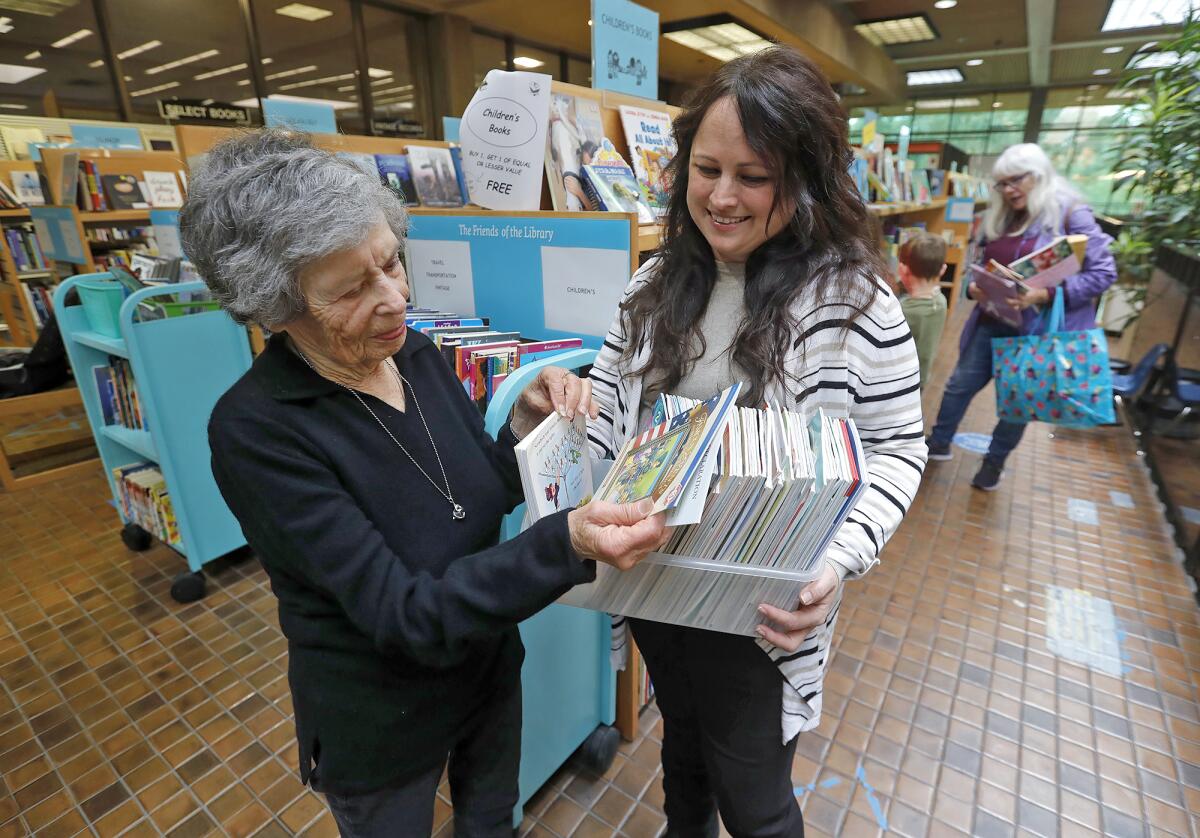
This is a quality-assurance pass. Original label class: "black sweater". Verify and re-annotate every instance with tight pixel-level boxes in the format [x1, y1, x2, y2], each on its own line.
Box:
[208, 331, 594, 795]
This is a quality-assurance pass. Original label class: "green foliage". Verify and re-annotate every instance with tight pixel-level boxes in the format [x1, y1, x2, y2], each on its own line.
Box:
[1113, 12, 1200, 254]
[1110, 229, 1155, 286]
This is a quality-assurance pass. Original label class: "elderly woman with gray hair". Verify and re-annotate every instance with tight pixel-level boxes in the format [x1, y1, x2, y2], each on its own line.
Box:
[181, 129, 667, 837]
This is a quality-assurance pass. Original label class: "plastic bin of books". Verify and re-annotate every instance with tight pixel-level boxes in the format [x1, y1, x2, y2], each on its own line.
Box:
[53, 275, 252, 603]
[482, 348, 622, 827]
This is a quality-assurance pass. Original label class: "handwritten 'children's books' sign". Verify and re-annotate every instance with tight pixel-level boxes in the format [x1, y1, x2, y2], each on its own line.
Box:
[459, 70, 551, 210]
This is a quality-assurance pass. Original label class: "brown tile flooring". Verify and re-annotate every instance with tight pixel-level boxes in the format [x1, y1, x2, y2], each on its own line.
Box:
[3, 311, 1200, 837]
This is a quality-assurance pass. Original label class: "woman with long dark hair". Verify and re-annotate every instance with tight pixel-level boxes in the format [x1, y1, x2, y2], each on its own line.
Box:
[587, 47, 927, 836]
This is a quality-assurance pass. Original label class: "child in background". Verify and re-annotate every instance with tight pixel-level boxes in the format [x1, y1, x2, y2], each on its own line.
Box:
[898, 233, 948, 389]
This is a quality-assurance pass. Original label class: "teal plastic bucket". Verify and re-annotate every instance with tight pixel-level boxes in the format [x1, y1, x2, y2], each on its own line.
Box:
[77, 279, 126, 339]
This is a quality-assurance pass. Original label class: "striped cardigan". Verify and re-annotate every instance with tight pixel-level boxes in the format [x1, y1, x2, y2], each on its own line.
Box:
[586, 260, 928, 743]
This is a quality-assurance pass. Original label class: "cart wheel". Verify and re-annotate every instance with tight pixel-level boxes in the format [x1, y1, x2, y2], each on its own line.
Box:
[120, 523, 153, 552]
[578, 724, 620, 774]
[170, 571, 206, 604]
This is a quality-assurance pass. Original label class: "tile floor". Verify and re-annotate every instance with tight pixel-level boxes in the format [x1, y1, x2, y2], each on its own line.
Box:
[2, 308, 1200, 837]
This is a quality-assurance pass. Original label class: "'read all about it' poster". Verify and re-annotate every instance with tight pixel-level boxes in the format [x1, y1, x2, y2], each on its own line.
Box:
[459, 70, 551, 211]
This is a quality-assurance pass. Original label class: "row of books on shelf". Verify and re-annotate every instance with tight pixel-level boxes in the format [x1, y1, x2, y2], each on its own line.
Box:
[515, 382, 867, 635]
[881, 223, 958, 277]
[404, 307, 583, 413]
[72, 158, 185, 212]
[20, 282, 54, 328]
[341, 147, 470, 209]
[5, 224, 49, 272]
[92, 359, 146, 432]
[112, 462, 181, 549]
[546, 94, 677, 222]
[87, 225, 153, 243]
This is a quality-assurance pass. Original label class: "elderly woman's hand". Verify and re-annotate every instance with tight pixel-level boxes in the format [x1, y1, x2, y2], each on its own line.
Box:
[753, 561, 842, 652]
[511, 367, 598, 438]
[568, 499, 670, 570]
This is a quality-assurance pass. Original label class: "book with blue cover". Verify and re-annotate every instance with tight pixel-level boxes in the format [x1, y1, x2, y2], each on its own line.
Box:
[374, 154, 419, 206]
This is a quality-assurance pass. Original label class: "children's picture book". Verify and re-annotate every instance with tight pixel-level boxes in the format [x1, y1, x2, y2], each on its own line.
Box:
[545, 92, 606, 212]
[1008, 236, 1081, 286]
[515, 411, 594, 521]
[374, 154, 419, 206]
[969, 264, 1024, 328]
[407, 145, 465, 208]
[581, 141, 655, 223]
[100, 174, 149, 210]
[618, 105, 676, 217]
[142, 171, 183, 208]
[594, 384, 740, 513]
[9, 171, 44, 206]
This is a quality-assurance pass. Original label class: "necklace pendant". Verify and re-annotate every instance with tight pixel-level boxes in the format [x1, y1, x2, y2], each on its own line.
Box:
[452, 504, 466, 521]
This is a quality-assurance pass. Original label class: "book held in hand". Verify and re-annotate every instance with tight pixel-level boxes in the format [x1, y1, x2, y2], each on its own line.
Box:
[515, 412, 593, 522]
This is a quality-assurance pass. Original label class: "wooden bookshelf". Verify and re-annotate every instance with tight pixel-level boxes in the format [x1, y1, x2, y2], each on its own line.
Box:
[0, 160, 54, 345]
[79, 210, 151, 223]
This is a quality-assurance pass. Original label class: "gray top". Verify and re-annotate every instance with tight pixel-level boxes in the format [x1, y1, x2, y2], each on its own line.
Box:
[638, 261, 750, 431]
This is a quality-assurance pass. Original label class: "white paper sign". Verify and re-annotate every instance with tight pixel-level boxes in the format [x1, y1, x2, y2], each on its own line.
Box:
[406, 239, 475, 315]
[541, 246, 628, 336]
[459, 70, 551, 211]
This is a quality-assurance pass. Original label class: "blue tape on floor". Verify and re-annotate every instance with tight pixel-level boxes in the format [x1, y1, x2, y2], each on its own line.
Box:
[856, 765, 889, 831]
[952, 432, 992, 454]
[1045, 585, 1124, 676]
[1109, 490, 1135, 509]
[793, 776, 841, 796]
[1066, 498, 1099, 526]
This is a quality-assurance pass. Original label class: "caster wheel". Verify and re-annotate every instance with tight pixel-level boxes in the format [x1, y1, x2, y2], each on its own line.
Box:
[578, 724, 620, 774]
[170, 571, 206, 604]
[120, 523, 153, 552]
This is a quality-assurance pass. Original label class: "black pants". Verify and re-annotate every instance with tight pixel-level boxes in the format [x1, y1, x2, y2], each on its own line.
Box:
[630, 619, 805, 838]
[321, 682, 521, 837]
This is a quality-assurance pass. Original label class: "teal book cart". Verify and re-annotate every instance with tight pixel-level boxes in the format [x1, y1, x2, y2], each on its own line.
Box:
[53, 275, 252, 602]
[484, 348, 621, 825]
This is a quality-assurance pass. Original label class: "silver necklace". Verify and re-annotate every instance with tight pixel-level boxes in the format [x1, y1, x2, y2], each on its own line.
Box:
[297, 349, 465, 521]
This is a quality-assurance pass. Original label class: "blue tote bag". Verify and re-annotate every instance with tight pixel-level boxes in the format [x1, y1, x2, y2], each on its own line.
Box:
[991, 291, 1115, 427]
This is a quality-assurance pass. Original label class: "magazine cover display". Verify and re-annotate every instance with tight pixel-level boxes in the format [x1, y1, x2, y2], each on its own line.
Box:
[618, 105, 676, 216]
[545, 93, 606, 212]
[581, 139, 656, 223]
[407, 145, 465, 208]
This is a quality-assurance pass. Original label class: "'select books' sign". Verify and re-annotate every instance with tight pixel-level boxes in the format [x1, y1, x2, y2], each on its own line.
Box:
[158, 99, 252, 126]
[591, 0, 658, 99]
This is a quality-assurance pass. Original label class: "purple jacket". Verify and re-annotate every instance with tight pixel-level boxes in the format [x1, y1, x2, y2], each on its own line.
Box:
[960, 200, 1117, 351]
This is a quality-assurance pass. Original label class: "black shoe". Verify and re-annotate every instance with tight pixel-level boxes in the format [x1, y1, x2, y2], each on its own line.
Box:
[926, 437, 953, 461]
[971, 459, 1004, 491]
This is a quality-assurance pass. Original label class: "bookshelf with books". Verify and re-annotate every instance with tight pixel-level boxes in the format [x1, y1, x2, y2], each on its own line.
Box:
[0, 160, 55, 345]
[53, 276, 252, 603]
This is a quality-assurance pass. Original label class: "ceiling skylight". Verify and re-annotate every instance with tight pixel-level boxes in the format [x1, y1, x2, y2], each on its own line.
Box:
[906, 68, 964, 86]
[663, 20, 773, 63]
[915, 97, 981, 109]
[1102, 0, 1191, 31]
[1126, 50, 1180, 69]
[855, 15, 938, 47]
[274, 3, 333, 22]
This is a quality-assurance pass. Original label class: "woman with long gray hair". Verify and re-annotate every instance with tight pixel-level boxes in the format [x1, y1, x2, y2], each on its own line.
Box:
[181, 129, 668, 836]
[926, 143, 1116, 490]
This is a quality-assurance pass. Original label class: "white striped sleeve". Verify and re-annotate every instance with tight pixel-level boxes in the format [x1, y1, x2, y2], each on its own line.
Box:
[826, 282, 927, 580]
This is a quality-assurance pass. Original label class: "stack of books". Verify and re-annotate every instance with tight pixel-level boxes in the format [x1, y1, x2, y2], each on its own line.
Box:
[92, 360, 146, 431]
[113, 462, 181, 548]
[405, 307, 583, 413]
[4, 224, 49, 273]
[517, 385, 868, 635]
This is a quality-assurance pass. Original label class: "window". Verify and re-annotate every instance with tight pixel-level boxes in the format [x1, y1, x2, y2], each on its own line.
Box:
[108, 0, 251, 125]
[0, 3, 120, 119]
[362, 4, 426, 137]
[512, 44, 559, 79]
[472, 32, 507, 88]
[568, 58, 591, 86]
[252, 0, 365, 134]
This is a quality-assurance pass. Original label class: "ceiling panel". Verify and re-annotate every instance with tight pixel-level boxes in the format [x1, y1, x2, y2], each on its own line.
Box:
[840, 0, 1027, 59]
[1053, 0, 1182, 43]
